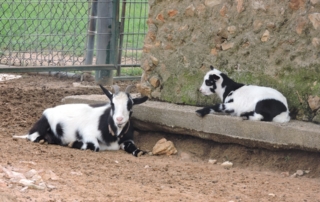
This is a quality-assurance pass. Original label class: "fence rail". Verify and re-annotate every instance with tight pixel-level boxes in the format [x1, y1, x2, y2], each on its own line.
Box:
[0, 0, 148, 79]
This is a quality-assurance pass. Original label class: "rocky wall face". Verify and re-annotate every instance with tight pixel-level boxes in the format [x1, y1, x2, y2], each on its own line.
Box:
[138, 0, 320, 123]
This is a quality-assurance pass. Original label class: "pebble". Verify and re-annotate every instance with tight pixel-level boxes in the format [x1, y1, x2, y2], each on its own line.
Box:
[208, 159, 217, 164]
[296, 170, 304, 176]
[221, 161, 233, 169]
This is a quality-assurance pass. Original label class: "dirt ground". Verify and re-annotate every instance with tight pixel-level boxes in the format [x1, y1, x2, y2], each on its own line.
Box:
[0, 73, 320, 202]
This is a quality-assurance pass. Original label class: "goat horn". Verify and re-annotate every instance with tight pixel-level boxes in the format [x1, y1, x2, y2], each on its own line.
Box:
[112, 85, 120, 94]
[125, 85, 135, 93]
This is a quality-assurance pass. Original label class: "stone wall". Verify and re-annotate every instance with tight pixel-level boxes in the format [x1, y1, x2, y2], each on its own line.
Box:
[138, 0, 320, 123]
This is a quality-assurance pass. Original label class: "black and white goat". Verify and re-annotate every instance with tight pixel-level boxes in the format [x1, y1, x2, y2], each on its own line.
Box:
[196, 66, 290, 123]
[13, 85, 148, 157]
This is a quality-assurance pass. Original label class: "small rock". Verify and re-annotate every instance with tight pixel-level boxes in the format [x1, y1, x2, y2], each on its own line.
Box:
[152, 138, 177, 156]
[19, 161, 37, 165]
[39, 139, 45, 144]
[19, 179, 45, 190]
[115, 161, 119, 164]
[308, 95, 320, 111]
[70, 171, 83, 176]
[20, 186, 28, 192]
[296, 170, 304, 176]
[221, 161, 233, 169]
[46, 184, 56, 190]
[305, 170, 310, 174]
[144, 165, 150, 169]
[290, 173, 297, 178]
[268, 193, 276, 197]
[47, 170, 59, 181]
[208, 159, 217, 164]
[261, 30, 270, 42]
[25, 169, 38, 179]
[280, 172, 290, 177]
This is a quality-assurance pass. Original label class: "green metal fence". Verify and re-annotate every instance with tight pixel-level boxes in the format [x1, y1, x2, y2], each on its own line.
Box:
[0, 0, 148, 81]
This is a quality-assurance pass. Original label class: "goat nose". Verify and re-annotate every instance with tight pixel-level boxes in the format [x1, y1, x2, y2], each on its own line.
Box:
[116, 117, 123, 122]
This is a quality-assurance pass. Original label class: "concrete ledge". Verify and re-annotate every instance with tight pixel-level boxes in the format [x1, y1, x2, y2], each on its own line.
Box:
[62, 95, 320, 152]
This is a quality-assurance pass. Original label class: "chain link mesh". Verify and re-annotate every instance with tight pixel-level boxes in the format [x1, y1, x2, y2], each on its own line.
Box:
[0, 0, 148, 75]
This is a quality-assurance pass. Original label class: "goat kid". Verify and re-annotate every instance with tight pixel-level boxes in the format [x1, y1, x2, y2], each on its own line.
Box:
[196, 66, 290, 123]
[13, 85, 148, 157]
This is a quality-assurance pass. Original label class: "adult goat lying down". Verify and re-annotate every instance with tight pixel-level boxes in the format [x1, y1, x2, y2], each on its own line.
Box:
[196, 66, 290, 123]
[13, 85, 148, 157]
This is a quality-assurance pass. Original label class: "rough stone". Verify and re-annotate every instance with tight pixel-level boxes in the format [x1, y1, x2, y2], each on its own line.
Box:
[149, 55, 159, 66]
[167, 9, 178, 18]
[308, 95, 320, 111]
[196, 4, 206, 16]
[210, 48, 218, 56]
[221, 42, 234, 50]
[185, 4, 195, 17]
[149, 76, 160, 88]
[219, 4, 228, 17]
[204, 0, 221, 7]
[252, 1, 266, 11]
[311, 0, 320, 5]
[136, 83, 151, 97]
[227, 26, 237, 34]
[143, 44, 153, 53]
[156, 13, 165, 22]
[141, 59, 152, 71]
[308, 13, 320, 30]
[296, 17, 308, 35]
[152, 138, 177, 155]
[312, 109, 320, 123]
[312, 38, 320, 47]
[289, 0, 306, 10]
[261, 30, 270, 42]
[236, 0, 244, 13]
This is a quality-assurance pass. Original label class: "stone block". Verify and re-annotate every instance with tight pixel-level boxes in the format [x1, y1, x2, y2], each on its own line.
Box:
[168, 9, 178, 18]
[205, 0, 221, 7]
[308, 13, 320, 30]
[185, 4, 195, 17]
[261, 30, 270, 42]
[308, 95, 320, 111]
[149, 76, 160, 88]
[221, 42, 234, 50]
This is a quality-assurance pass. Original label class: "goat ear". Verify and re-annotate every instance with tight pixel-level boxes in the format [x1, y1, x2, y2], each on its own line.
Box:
[99, 85, 113, 100]
[132, 96, 148, 105]
[210, 65, 214, 70]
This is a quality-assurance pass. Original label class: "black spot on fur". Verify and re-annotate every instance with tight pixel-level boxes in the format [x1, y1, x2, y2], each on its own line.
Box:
[220, 73, 244, 102]
[76, 131, 82, 140]
[86, 142, 97, 151]
[225, 109, 235, 114]
[227, 99, 234, 103]
[56, 123, 63, 137]
[255, 99, 287, 121]
[240, 111, 255, 119]
[29, 116, 50, 141]
[71, 141, 83, 149]
[98, 108, 118, 143]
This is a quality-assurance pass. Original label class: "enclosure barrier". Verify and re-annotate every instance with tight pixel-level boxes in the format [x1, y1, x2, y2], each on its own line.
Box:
[0, 0, 148, 80]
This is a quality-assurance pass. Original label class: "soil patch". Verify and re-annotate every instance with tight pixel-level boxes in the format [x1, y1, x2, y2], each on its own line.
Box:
[0, 73, 319, 201]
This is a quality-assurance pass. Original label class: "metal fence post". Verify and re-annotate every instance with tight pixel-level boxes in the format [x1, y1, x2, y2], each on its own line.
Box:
[95, 0, 114, 85]
[85, 0, 98, 65]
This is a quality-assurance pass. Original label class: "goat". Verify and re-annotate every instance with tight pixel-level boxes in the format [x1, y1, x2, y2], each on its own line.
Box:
[196, 66, 290, 123]
[13, 85, 148, 157]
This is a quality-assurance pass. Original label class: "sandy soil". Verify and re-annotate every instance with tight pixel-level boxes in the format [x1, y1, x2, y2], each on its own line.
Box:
[0, 73, 320, 202]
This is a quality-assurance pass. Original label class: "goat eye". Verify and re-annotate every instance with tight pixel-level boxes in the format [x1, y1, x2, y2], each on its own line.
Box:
[205, 80, 212, 86]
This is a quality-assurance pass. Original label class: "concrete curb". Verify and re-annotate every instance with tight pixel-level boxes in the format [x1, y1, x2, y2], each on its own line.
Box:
[61, 94, 320, 152]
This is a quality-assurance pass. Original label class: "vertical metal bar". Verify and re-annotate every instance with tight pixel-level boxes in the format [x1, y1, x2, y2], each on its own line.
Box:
[95, 0, 113, 85]
[85, 0, 98, 65]
[116, 0, 126, 76]
[110, 0, 120, 74]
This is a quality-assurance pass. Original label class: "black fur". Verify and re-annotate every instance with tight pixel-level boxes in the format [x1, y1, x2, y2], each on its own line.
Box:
[56, 123, 64, 137]
[255, 99, 287, 121]
[220, 74, 244, 102]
